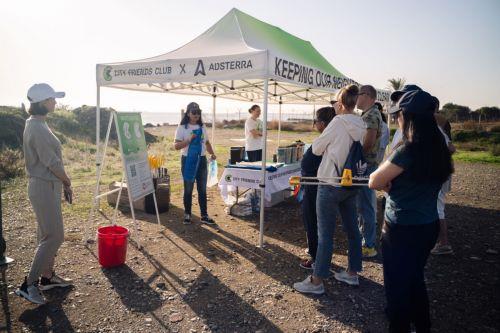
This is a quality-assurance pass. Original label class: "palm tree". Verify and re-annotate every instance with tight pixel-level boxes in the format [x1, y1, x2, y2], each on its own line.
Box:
[387, 78, 406, 91]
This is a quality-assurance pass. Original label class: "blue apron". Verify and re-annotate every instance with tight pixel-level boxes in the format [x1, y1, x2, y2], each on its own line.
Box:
[183, 127, 203, 182]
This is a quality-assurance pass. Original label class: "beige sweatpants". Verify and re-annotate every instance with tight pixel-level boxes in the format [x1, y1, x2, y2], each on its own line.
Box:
[27, 177, 64, 285]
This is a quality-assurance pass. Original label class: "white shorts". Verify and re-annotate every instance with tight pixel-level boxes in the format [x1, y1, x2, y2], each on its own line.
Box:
[437, 190, 446, 220]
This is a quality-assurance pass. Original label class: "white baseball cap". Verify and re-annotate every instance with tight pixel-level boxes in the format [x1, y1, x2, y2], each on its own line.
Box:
[27, 83, 65, 103]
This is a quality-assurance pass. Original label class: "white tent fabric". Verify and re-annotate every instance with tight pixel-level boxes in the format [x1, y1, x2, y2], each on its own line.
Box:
[95, 8, 389, 247]
[97, 8, 390, 104]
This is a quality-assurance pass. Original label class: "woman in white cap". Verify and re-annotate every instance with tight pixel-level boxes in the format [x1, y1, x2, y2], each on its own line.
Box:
[15, 83, 73, 305]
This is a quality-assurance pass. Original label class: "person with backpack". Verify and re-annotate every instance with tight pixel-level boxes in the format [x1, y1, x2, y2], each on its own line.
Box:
[369, 90, 453, 332]
[293, 84, 366, 294]
[298, 106, 336, 270]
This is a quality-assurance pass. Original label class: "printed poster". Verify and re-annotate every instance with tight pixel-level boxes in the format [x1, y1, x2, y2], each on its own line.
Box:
[114, 112, 154, 201]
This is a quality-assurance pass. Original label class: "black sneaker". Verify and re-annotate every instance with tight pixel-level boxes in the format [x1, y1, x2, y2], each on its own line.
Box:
[183, 214, 192, 225]
[39, 273, 73, 291]
[15, 277, 46, 305]
[200, 216, 216, 225]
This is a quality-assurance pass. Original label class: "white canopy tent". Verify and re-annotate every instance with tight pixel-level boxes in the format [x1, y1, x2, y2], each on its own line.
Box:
[95, 8, 389, 247]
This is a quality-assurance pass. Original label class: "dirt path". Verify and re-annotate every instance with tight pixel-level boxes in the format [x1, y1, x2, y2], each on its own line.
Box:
[1, 161, 499, 332]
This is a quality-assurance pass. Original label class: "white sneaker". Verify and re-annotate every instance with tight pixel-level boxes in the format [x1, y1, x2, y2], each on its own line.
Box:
[293, 275, 325, 295]
[334, 270, 359, 286]
[39, 273, 73, 290]
[15, 277, 46, 305]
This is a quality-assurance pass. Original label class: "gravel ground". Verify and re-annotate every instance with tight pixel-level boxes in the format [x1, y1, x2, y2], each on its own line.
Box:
[1, 161, 499, 333]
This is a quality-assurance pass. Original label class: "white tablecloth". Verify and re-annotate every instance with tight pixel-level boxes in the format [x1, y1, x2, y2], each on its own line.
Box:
[218, 163, 301, 202]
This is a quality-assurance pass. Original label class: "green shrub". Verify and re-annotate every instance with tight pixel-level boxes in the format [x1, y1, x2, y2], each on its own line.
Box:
[454, 150, 500, 164]
[452, 130, 488, 142]
[491, 145, 500, 156]
[47, 110, 81, 137]
[462, 121, 484, 131]
[0, 148, 24, 179]
[0, 106, 27, 149]
[490, 125, 500, 133]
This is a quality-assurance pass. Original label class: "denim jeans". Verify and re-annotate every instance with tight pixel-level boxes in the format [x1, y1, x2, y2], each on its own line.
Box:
[314, 185, 362, 278]
[302, 184, 318, 261]
[381, 221, 439, 333]
[357, 163, 378, 248]
[181, 155, 208, 217]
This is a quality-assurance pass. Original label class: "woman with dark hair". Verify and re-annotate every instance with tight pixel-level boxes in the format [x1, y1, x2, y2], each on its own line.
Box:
[174, 102, 217, 225]
[16, 83, 73, 305]
[294, 84, 366, 294]
[369, 90, 453, 332]
[244, 104, 263, 162]
[299, 105, 336, 270]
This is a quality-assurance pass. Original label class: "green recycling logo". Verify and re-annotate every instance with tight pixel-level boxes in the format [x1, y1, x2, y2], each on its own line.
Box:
[103, 66, 113, 81]
[225, 174, 232, 182]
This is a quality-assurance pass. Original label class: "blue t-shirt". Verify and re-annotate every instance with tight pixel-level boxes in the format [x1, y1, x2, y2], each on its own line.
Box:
[384, 145, 441, 225]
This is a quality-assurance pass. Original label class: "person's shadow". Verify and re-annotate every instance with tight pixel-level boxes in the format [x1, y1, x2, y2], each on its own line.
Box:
[132, 232, 283, 332]
[1, 267, 12, 332]
[18, 287, 75, 333]
[101, 264, 163, 313]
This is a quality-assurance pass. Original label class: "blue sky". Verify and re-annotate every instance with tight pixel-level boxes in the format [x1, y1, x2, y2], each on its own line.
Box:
[1, 0, 499, 114]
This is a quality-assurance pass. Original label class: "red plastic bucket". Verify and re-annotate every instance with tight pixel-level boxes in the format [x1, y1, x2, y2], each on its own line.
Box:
[97, 225, 129, 268]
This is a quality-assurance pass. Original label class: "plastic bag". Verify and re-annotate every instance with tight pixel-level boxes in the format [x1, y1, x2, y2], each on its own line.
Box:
[207, 159, 218, 187]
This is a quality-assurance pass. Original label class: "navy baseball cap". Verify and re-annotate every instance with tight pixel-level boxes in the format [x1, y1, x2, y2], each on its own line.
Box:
[390, 84, 423, 102]
[391, 90, 435, 115]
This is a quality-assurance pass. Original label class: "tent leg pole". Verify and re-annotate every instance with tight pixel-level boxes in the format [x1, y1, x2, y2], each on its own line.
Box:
[212, 86, 216, 145]
[112, 173, 125, 226]
[277, 101, 282, 147]
[258, 79, 269, 248]
[85, 112, 113, 242]
[96, 85, 101, 209]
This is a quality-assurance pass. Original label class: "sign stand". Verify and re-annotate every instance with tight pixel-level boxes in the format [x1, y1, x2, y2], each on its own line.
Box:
[86, 111, 160, 248]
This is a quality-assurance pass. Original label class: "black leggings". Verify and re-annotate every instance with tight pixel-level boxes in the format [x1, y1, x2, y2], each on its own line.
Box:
[381, 221, 439, 333]
[246, 149, 262, 162]
[301, 185, 318, 260]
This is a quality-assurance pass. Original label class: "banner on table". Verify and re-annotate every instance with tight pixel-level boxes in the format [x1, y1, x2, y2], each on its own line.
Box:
[219, 163, 301, 202]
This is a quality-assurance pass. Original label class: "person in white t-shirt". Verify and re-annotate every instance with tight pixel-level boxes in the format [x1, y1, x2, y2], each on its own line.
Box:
[174, 102, 217, 225]
[244, 105, 263, 162]
[431, 97, 456, 255]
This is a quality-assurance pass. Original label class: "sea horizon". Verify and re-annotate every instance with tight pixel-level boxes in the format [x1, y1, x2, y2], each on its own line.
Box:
[140, 111, 315, 125]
